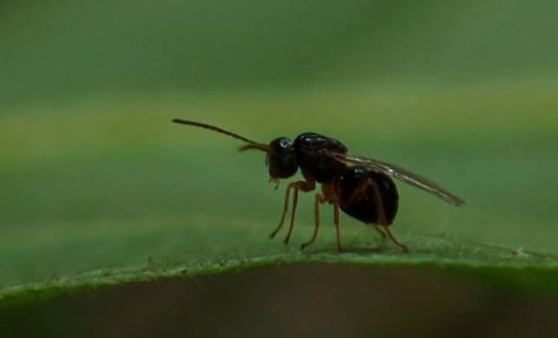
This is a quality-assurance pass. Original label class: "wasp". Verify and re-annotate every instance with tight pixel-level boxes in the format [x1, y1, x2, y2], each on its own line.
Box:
[172, 119, 465, 252]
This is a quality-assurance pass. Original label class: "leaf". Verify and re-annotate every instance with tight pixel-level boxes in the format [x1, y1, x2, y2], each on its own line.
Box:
[1, 84, 558, 308]
[0, 230, 557, 308]
[2, 0, 558, 311]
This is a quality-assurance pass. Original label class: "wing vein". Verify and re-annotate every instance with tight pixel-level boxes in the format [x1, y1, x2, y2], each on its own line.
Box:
[328, 152, 465, 206]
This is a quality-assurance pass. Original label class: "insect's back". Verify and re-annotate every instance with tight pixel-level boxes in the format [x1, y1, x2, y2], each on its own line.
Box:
[337, 166, 399, 225]
[294, 132, 347, 183]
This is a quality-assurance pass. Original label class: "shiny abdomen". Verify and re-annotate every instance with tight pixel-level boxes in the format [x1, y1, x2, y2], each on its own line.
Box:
[337, 166, 399, 225]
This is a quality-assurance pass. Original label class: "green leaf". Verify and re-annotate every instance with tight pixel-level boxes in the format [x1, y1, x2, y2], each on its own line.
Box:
[1, 83, 558, 307]
[2, 0, 558, 311]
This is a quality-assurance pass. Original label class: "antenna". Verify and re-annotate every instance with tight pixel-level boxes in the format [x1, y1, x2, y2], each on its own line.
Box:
[172, 119, 269, 151]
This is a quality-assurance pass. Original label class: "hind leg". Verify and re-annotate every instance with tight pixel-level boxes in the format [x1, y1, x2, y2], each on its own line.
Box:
[366, 179, 408, 252]
[348, 178, 407, 252]
[381, 225, 408, 252]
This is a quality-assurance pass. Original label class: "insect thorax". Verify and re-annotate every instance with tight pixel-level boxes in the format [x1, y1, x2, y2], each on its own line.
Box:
[294, 132, 348, 183]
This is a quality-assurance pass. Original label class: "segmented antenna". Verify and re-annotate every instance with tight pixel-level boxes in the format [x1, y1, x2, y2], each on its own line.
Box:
[172, 119, 269, 151]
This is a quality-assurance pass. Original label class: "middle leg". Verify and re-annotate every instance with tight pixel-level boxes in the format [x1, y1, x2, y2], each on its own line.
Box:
[321, 182, 343, 252]
[333, 200, 342, 252]
[300, 193, 326, 250]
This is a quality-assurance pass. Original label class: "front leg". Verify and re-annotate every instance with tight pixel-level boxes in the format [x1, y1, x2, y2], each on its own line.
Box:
[283, 179, 316, 245]
[269, 182, 295, 239]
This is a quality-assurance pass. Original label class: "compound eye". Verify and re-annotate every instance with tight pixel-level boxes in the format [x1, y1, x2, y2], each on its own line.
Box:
[278, 138, 293, 149]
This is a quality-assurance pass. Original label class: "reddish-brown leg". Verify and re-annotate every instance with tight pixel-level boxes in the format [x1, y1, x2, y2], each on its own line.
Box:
[270, 182, 294, 239]
[374, 225, 387, 238]
[283, 180, 316, 244]
[333, 201, 342, 252]
[301, 193, 326, 250]
[367, 179, 408, 252]
[382, 226, 409, 252]
[347, 182, 387, 239]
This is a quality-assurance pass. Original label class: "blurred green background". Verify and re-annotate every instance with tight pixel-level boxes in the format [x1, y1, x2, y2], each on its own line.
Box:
[1, 0, 558, 336]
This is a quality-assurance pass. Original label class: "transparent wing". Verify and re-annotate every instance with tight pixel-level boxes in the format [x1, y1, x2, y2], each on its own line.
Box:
[328, 152, 465, 206]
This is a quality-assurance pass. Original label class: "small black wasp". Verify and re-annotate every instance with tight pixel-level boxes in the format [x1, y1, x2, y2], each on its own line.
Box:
[173, 119, 465, 252]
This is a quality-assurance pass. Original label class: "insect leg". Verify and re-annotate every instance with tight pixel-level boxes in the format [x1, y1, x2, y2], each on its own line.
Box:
[300, 193, 326, 250]
[381, 226, 408, 252]
[373, 225, 387, 238]
[284, 180, 316, 245]
[347, 183, 386, 239]
[334, 200, 342, 252]
[366, 179, 408, 252]
[270, 183, 295, 239]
